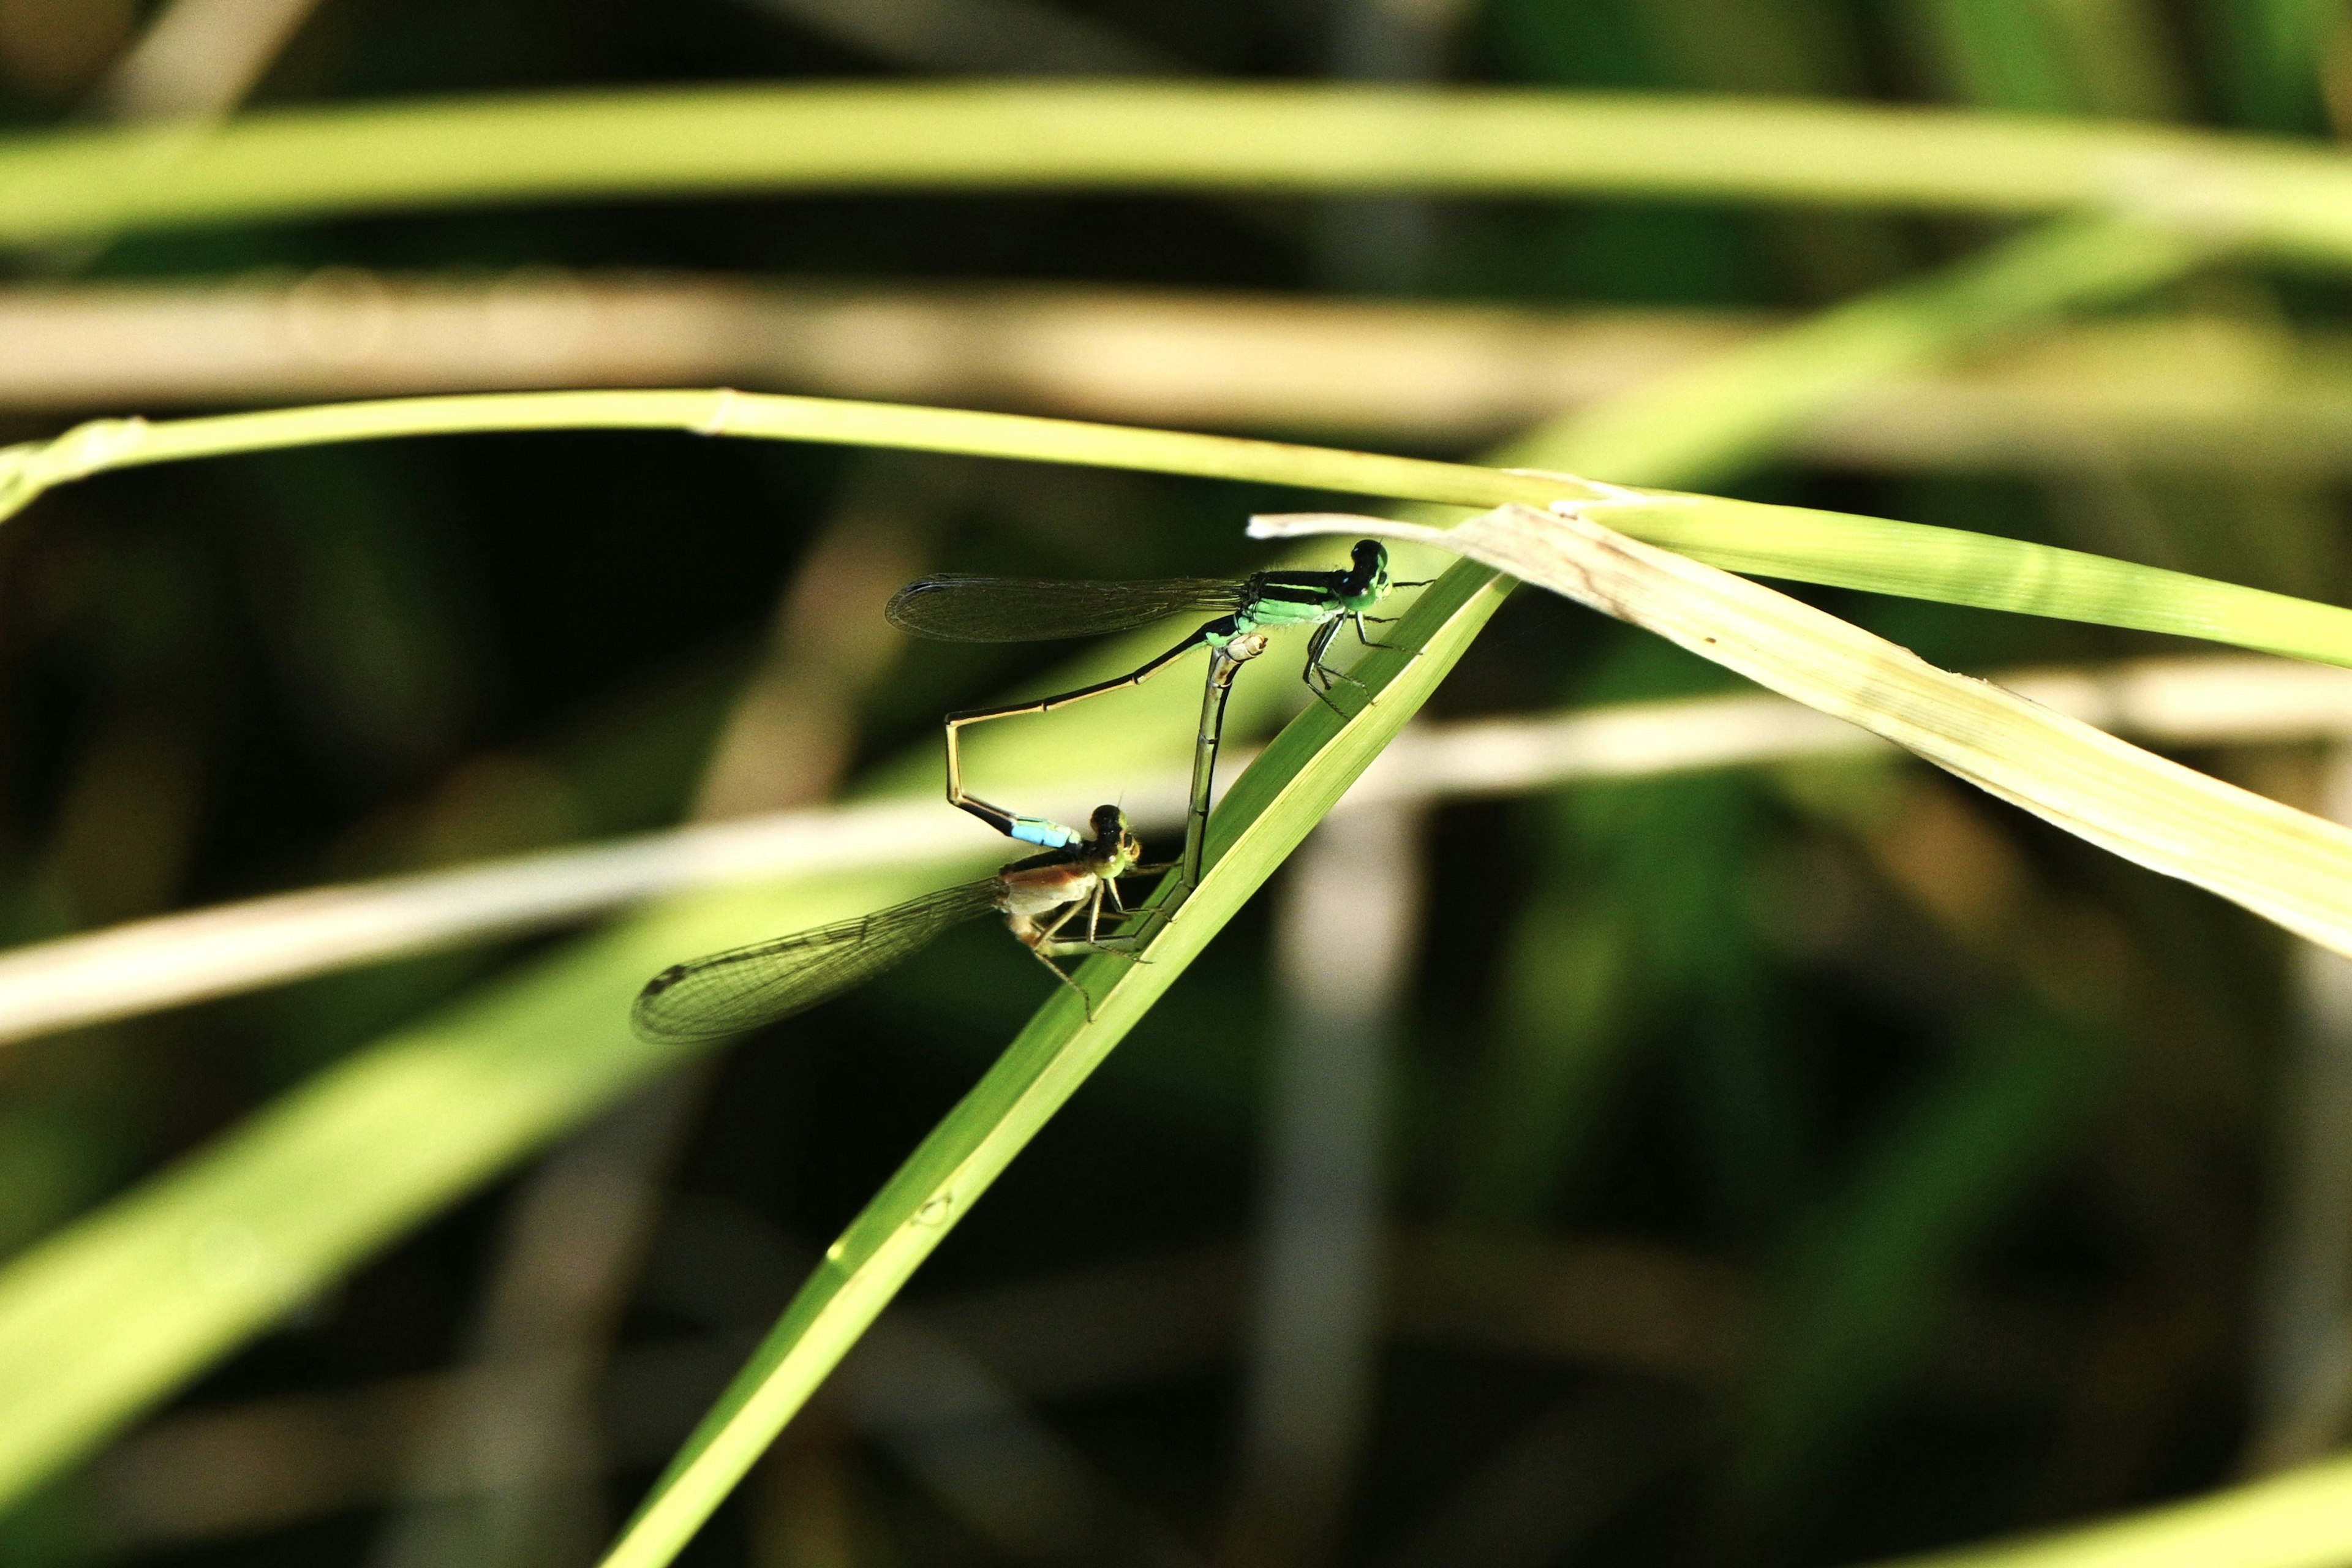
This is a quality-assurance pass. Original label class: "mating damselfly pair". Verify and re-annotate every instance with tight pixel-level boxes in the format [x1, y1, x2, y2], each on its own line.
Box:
[631, 534, 1427, 1042]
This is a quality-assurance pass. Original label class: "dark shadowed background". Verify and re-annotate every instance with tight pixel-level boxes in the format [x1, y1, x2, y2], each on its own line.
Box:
[1, 1, 2350, 1566]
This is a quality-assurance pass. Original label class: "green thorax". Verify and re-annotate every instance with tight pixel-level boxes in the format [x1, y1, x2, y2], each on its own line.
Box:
[1234, 594, 1339, 633]
[1220, 540, 1391, 638]
[1338, 567, 1391, 614]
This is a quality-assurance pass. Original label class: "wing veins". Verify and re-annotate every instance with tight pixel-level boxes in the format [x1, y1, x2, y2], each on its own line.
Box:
[631, 880, 1001, 1042]
[885, 576, 1244, 643]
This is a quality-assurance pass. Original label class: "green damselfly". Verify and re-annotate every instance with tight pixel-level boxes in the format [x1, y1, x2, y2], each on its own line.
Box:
[631, 805, 1157, 1042]
[885, 541, 1425, 868]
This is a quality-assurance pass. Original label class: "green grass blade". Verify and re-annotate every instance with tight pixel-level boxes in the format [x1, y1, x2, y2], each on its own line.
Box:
[0, 208, 2305, 1540]
[9, 388, 2352, 666]
[1257, 505, 2352, 956]
[0, 872, 808, 1516]
[0, 211, 2316, 1508]
[1597, 491, 2352, 657]
[1861, 1450, 2352, 1567]
[0, 650, 2340, 1052]
[594, 559, 1510, 1568]
[0, 200, 2213, 1159]
[0, 389, 1576, 524]
[1502, 215, 2213, 488]
[0, 581, 1312, 1510]
[0, 86, 2350, 260]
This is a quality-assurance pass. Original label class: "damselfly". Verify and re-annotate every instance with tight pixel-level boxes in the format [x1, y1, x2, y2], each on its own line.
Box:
[885, 541, 1426, 860]
[631, 805, 1156, 1042]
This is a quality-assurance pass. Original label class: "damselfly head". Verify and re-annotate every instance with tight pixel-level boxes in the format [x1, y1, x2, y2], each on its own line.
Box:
[1085, 803, 1141, 864]
[1347, 539, 1390, 595]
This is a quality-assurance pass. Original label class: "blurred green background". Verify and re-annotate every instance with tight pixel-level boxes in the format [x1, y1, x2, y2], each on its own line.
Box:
[2, 1, 2351, 1565]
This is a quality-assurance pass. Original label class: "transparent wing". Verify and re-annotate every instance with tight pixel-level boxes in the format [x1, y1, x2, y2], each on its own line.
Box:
[884, 575, 1243, 643]
[631, 880, 1001, 1042]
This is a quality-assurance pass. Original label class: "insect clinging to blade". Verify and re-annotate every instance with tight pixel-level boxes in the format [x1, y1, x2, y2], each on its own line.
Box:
[631, 804, 1160, 1042]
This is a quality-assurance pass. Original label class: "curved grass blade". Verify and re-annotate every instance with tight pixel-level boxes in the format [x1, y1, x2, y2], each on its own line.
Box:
[0, 650, 2333, 1051]
[13, 386, 2352, 670]
[1257, 505, 2352, 957]
[884, 574, 1243, 641]
[631, 879, 1003, 1043]
[594, 557, 1514, 1568]
[0, 217, 2267, 1531]
[0, 585, 1279, 1517]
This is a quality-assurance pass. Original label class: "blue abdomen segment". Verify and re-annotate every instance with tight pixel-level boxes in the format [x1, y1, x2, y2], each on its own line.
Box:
[1009, 816, 1082, 849]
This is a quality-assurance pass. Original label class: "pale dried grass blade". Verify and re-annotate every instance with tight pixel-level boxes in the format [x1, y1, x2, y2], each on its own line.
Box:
[8, 653, 2352, 1050]
[1253, 505, 2352, 958]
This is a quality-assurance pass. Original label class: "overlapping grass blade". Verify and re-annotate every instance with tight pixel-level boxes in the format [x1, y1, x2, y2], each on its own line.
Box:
[7, 649, 2342, 1051]
[0, 213, 2329, 1525]
[0, 585, 1291, 1510]
[1256, 505, 2352, 956]
[9, 388, 2352, 665]
[0, 214, 2324, 1544]
[594, 559, 1509, 1568]
[0, 47, 2339, 1568]
[591, 214, 2242, 1566]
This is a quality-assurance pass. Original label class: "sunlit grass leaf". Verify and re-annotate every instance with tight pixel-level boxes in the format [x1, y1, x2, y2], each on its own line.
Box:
[9, 391, 2352, 667]
[1256, 504, 2352, 956]
[0, 203, 2339, 1560]
[0, 590, 1312, 1512]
